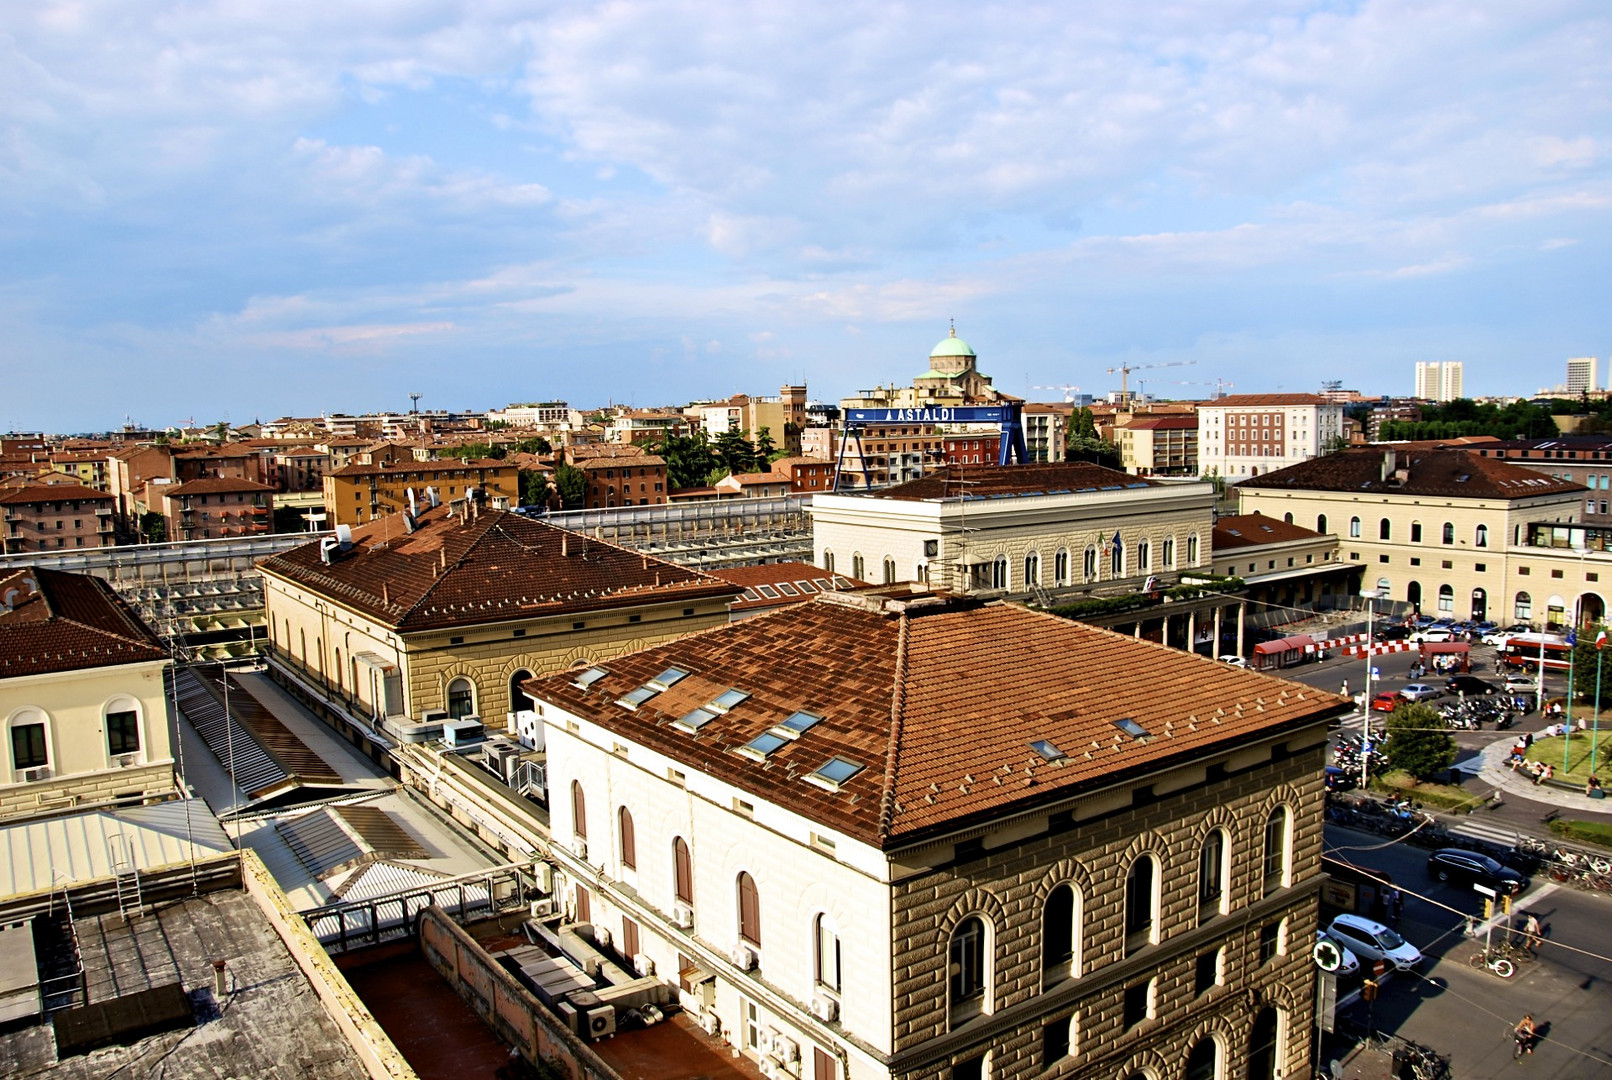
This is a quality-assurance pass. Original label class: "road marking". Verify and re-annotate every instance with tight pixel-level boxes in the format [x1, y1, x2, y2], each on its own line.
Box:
[1450, 820, 1529, 846]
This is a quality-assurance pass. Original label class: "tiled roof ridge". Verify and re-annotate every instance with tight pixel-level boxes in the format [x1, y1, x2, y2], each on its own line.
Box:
[878, 610, 910, 839]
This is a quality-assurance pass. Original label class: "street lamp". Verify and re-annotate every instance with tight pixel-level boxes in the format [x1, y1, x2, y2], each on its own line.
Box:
[1360, 587, 1382, 790]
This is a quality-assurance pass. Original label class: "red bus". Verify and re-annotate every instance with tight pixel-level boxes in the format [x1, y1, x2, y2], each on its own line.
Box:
[1498, 634, 1572, 672]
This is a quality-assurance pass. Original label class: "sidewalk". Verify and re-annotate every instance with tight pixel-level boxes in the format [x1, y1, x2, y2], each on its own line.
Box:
[1475, 737, 1612, 818]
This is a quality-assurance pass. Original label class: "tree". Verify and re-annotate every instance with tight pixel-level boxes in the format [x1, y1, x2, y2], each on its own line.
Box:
[138, 511, 166, 544]
[521, 470, 551, 508]
[1382, 702, 1456, 780]
[1565, 631, 1612, 705]
[651, 432, 719, 490]
[713, 427, 758, 475]
[553, 464, 586, 510]
[754, 426, 777, 464]
[1063, 407, 1121, 469]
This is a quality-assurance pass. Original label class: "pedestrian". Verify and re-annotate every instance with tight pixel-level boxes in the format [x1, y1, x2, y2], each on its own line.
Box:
[1341, 679, 1349, 698]
[1522, 912, 1542, 956]
[1386, 886, 1403, 922]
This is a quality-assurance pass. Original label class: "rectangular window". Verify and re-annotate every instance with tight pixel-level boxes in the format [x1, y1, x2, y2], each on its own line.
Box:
[1042, 1016, 1071, 1065]
[814, 1047, 836, 1080]
[621, 917, 640, 959]
[1195, 949, 1221, 995]
[743, 999, 760, 1051]
[106, 711, 140, 755]
[951, 1056, 984, 1080]
[11, 724, 47, 769]
[1259, 922, 1281, 964]
[1122, 980, 1153, 1028]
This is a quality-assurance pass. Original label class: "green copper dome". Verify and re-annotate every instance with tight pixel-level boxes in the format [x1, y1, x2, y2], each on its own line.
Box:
[930, 330, 976, 359]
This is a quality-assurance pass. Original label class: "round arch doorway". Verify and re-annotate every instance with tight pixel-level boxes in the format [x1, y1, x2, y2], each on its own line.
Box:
[1471, 588, 1487, 623]
[510, 669, 535, 714]
[1579, 592, 1606, 631]
[1406, 581, 1422, 614]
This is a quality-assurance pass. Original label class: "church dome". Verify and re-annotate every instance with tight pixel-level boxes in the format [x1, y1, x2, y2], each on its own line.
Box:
[930, 329, 976, 360]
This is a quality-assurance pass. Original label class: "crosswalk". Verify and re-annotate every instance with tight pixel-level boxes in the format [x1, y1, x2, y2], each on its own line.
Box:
[1449, 818, 1529, 848]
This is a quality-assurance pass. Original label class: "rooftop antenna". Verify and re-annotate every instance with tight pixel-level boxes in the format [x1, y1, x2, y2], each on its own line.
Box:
[409, 392, 421, 415]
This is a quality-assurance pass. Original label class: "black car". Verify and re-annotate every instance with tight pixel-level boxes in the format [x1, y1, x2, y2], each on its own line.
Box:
[1426, 848, 1528, 895]
[1374, 625, 1413, 642]
[1445, 675, 1500, 696]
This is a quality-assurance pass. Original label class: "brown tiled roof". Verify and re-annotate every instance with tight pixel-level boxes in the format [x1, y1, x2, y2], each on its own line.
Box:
[258, 506, 740, 632]
[871, 462, 1161, 501]
[578, 454, 665, 471]
[1201, 394, 1332, 407]
[1118, 416, 1198, 431]
[724, 472, 787, 486]
[327, 458, 504, 478]
[1212, 513, 1324, 550]
[1237, 447, 1586, 500]
[569, 445, 652, 462]
[167, 477, 274, 496]
[0, 483, 113, 505]
[709, 562, 864, 611]
[526, 595, 1345, 847]
[0, 567, 167, 679]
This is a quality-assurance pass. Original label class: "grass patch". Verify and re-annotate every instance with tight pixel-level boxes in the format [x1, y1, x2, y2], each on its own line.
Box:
[1524, 733, 1612, 787]
[1547, 819, 1612, 851]
[1369, 770, 1486, 813]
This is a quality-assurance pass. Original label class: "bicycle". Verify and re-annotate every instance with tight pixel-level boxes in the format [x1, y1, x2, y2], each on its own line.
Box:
[1468, 948, 1517, 978]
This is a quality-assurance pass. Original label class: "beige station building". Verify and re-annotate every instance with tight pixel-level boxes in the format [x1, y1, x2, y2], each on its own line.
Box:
[1237, 445, 1594, 627]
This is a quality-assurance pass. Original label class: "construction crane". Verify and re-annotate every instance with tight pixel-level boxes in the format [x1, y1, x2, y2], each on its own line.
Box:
[1173, 378, 1235, 398]
[1031, 384, 1083, 403]
[1106, 359, 1195, 400]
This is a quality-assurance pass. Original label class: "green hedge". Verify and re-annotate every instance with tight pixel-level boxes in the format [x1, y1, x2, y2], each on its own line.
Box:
[1547, 819, 1612, 851]
[1368, 771, 1483, 813]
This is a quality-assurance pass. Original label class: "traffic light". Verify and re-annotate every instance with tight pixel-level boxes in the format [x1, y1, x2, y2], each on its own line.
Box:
[1503, 895, 1513, 915]
[1483, 898, 1494, 919]
[1362, 979, 1378, 1002]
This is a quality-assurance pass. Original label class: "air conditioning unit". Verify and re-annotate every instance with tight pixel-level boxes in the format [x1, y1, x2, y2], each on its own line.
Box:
[775, 1035, 800, 1064]
[583, 1003, 617, 1041]
[670, 902, 694, 929]
[112, 753, 141, 769]
[762, 1027, 781, 1056]
[729, 944, 758, 972]
[529, 898, 555, 918]
[633, 953, 655, 977]
[761, 1059, 779, 1079]
[572, 836, 588, 860]
[810, 994, 839, 1023]
[594, 926, 612, 949]
[701, 1008, 722, 1036]
[19, 766, 50, 784]
[534, 862, 554, 893]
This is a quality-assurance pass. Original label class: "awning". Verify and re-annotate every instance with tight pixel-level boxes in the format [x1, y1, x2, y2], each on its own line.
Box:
[1254, 634, 1317, 656]
[1419, 642, 1470, 655]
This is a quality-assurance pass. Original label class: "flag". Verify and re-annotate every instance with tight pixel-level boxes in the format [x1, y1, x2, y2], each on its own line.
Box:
[1568, 631, 1578, 647]
[1598, 629, 1607, 650]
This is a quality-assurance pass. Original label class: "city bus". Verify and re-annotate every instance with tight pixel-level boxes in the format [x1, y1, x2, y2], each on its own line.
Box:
[1497, 633, 1573, 672]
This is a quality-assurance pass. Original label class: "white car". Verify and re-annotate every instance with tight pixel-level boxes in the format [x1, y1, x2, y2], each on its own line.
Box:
[1218, 655, 1249, 668]
[1326, 914, 1422, 970]
[1413, 628, 1457, 643]
[1315, 930, 1362, 976]
[1503, 673, 1539, 693]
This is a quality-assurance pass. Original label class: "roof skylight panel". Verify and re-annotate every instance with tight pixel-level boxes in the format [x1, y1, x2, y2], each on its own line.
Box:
[757, 585, 780, 598]
[572, 667, 608, 690]
[1112, 717, 1149, 738]
[804, 757, 864, 791]
[616, 685, 660, 709]
[1030, 739, 1066, 762]
[776, 582, 799, 596]
[674, 707, 719, 732]
[771, 710, 822, 740]
[737, 731, 788, 760]
[672, 689, 750, 733]
[795, 580, 818, 593]
[709, 689, 750, 712]
[649, 666, 690, 691]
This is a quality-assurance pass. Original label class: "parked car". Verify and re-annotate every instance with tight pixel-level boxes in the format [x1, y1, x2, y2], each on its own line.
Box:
[1324, 765, 1357, 792]
[1413, 628, 1457, 643]
[1503, 673, 1540, 693]
[1481, 628, 1514, 646]
[1399, 683, 1444, 702]
[1412, 615, 1437, 629]
[1445, 675, 1501, 696]
[1326, 914, 1423, 970]
[1371, 691, 1400, 713]
[1218, 655, 1249, 668]
[1426, 848, 1528, 896]
[1374, 625, 1413, 642]
[1316, 929, 1362, 976]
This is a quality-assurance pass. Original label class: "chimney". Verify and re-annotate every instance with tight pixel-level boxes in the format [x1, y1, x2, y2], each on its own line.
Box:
[1381, 447, 1397, 481]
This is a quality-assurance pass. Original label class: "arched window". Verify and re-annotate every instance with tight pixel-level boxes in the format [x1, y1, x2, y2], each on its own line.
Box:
[1263, 807, 1290, 895]
[1475, 524, 1488, 548]
[949, 915, 988, 1023]
[104, 698, 141, 759]
[1185, 1038, 1220, 1080]
[8, 708, 50, 776]
[1110, 538, 1125, 577]
[1043, 884, 1078, 981]
[1054, 548, 1070, 585]
[1137, 540, 1150, 572]
[1317, 514, 1328, 534]
[1248, 1007, 1282, 1080]
[1124, 855, 1158, 954]
[1349, 517, 1361, 538]
[1438, 584, 1454, 613]
[617, 806, 636, 870]
[1515, 592, 1532, 621]
[851, 553, 864, 580]
[823, 549, 835, 573]
[1409, 521, 1422, 543]
[1161, 537, 1174, 568]
[1379, 518, 1391, 540]
[737, 871, 761, 946]
[1025, 551, 1041, 587]
[1186, 534, 1199, 564]
[672, 837, 694, 905]
[1442, 521, 1454, 545]
[1199, 830, 1228, 923]
[883, 556, 896, 584]
[1083, 546, 1097, 581]
[446, 677, 475, 719]
[570, 781, 587, 840]
[1282, 512, 1293, 525]
[814, 914, 841, 992]
[509, 669, 534, 714]
[991, 554, 1008, 590]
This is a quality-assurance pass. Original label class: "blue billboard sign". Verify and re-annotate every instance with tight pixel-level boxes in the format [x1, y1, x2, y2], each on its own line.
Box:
[844, 405, 1016, 425]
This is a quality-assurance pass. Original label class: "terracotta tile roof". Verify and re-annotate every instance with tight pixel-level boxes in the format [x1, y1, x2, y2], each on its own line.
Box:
[1117, 416, 1198, 431]
[578, 454, 665, 471]
[1200, 394, 1333, 407]
[709, 562, 864, 612]
[569, 445, 654, 462]
[724, 472, 788, 486]
[166, 476, 274, 497]
[0, 483, 113, 504]
[527, 595, 1345, 847]
[871, 462, 1161, 501]
[0, 567, 167, 679]
[258, 506, 740, 632]
[1237, 447, 1586, 500]
[1212, 513, 1324, 550]
[327, 458, 504, 477]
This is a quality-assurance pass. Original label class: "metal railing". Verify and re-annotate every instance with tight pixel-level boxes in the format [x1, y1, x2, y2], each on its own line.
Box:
[301, 862, 539, 954]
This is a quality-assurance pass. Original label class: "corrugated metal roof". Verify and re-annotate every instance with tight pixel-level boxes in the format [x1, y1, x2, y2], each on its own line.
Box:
[0, 800, 232, 898]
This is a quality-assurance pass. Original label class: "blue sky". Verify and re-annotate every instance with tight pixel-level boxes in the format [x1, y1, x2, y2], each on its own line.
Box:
[3, 1, 1610, 432]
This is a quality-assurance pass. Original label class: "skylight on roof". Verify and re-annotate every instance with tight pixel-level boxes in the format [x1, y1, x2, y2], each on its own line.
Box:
[674, 707, 718, 733]
[616, 685, 660, 709]
[572, 667, 608, 690]
[795, 580, 818, 593]
[737, 732, 788, 760]
[757, 584, 780, 598]
[649, 666, 690, 691]
[1112, 717, 1149, 738]
[776, 582, 799, 596]
[1030, 739, 1066, 762]
[709, 689, 750, 713]
[805, 757, 864, 791]
[772, 710, 822, 740]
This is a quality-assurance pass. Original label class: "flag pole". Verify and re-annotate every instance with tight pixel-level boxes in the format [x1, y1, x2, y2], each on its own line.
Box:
[1565, 632, 1577, 774]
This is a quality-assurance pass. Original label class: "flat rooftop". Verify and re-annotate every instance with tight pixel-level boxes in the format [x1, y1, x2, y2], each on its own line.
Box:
[0, 890, 371, 1078]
